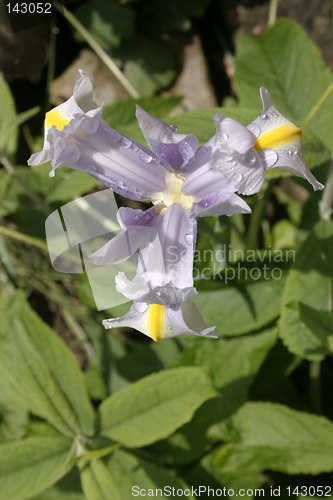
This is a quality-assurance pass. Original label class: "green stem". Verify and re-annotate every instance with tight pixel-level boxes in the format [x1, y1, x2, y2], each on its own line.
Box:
[309, 360, 322, 414]
[268, 0, 279, 27]
[83, 443, 121, 461]
[0, 225, 48, 251]
[53, 1, 139, 99]
[304, 83, 333, 126]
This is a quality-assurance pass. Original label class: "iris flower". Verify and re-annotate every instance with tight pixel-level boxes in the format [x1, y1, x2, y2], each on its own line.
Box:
[212, 87, 324, 195]
[29, 71, 249, 341]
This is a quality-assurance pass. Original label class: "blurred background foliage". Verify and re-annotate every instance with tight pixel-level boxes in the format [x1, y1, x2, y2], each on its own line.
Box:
[0, 0, 333, 499]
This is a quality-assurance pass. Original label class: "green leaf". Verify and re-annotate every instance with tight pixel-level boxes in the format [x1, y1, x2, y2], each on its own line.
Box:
[234, 19, 333, 151]
[279, 220, 333, 360]
[98, 367, 217, 447]
[106, 450, 192, 498]
[74, 0, 134, 50]
[281, 302, 333, 360]
[103, 96, 182, 128]
[298, 302, 333, 351]
[148, 327, 278, 465]
[212, 402, 333, 475]
[0, 77, 17, 156]
[193, 278, 285, 336]
[0, 292, 95, 437]
[0, 435, 74, 500]
[116, 38, 176, 97]
[80, 459, 120, 500]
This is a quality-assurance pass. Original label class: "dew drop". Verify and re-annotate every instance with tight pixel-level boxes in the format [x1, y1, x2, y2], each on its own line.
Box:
[49, 170, 55, 178]
[271, 111, 279, 117]
[81, 118, 99, 135]
[294, 150, 298, 155]
[232, 161, 237, 166]
[221, 133, 229, 140]
[134, 302, 148, 312]
[140, 150, 153, 163]
[154, 290, 162, 297]
[232, 172, 243, 183]
[109, 129, 121, 142]
[184, 233, 193, 244]
[171, 124, 178, 131]
[121, 137, 132, 149]
[248, 152, 256, 164]
[287, 150, 293, 156]
[260, 113, 268, 119]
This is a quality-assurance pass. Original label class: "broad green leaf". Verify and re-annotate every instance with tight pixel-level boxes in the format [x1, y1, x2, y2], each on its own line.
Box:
[30, 468, 84, 500]
[187, 452, 260, 499]
[74, 0, 134, 50]
[80, 459, 120, 500]
[103, 96, 182, 128]
[212, 402, 333, 475]
[280, 220, 333, 360]
[193, 278, 285, 336]
[0, 435, 74, 500]
[98, 367, 217, 447]
[298, 302, 333, 351]
[0, 292, 95, 437]
[117, 38, 176, 97]
[234, 19, 333, 151]
[106, 450, 193, 498]
[0, 77, 17, 156]
[148, 328, 277, 465]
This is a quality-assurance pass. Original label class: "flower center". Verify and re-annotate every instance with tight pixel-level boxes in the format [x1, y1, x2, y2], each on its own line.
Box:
[152, 171, 195, 210]
[45, 110, 69, 131]
[148, 304, 165, 342]
[254, 124, 301, 151]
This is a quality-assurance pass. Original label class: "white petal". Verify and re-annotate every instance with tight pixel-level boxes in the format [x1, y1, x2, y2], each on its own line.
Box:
[212, 148, 265, 195]
[214, 113, 255, 154]
[267, 147, 324, 191]
[103, 301, 217, 341]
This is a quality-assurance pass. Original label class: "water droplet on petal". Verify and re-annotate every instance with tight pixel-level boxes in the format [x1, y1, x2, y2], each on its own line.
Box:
[221, 133, 229, 140]
[248, 152, 256, 164]
[232, 161, 237, 166]
[121, 137, 132, 148]
[109, 129, 121, 142]
[184, 233, 193, 244]
[271, 111, 279, 117]
[294, 150, 298, 155]
[49, 170, 55, 177]
[81, 118, 99, 134]
[140, 150, 153, 163]
[260, 113, 268, 119]
[232, 172, 243, 183]
[171, 124, 178, 131]
[134, 302, 148, 312]
[287, 150, 293, 156]
[154, 290, 162, 297]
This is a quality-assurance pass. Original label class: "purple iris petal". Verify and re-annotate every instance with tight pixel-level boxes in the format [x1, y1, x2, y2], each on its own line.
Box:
[35, 115, 168, 202]
[90, 206, 158, 265]
[136, 105, 199, 171]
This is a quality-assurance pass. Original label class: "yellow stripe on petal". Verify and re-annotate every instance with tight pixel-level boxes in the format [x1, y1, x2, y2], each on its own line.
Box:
[45, 110, 70, 131]
[148, 304, 165, 342]
[254, 124, 301, 152]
